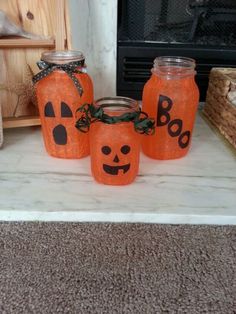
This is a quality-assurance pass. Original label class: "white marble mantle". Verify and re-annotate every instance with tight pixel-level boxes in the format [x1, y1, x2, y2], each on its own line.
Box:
[0, 113, 236, 224]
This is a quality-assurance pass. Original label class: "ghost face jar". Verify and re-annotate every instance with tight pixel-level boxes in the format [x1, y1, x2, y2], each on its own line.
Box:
[34, 50, 93, 159]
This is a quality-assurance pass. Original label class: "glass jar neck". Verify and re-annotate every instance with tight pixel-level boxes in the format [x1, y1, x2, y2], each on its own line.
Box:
[94, 97, 139, 115]
[41, 50, 85, 65]
[152, 56, 196, 79]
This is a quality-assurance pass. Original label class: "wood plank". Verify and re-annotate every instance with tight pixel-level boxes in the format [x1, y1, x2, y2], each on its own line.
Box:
[65, 0, 72, 50]
[0, 104, 3, 147]
[55, 0, 66, 50]
[3, 116, 41, 129]
[0, 38, 55, 48]
[0, 0, 71, 124]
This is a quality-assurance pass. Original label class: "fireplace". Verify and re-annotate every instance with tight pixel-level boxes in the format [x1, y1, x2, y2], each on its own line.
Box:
[117, 0, 236, 100]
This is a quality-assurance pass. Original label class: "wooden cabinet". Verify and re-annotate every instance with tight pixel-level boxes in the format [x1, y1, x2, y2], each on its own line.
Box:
[0, 0, 71, 128]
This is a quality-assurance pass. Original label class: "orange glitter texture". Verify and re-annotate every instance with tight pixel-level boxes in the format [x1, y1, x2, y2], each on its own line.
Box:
[88, 98, 141, 185]
[36, 70, 93, 159]
[142, 60, 199, 160]
[90, 121, 140, 185]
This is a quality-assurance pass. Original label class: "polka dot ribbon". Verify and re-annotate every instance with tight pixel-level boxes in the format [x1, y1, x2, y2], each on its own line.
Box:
[75, 103, 155, 135]
[32, 60, 85, 96]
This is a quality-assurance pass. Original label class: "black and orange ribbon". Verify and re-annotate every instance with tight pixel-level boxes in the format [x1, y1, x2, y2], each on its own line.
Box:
[32, 60, 85, 96]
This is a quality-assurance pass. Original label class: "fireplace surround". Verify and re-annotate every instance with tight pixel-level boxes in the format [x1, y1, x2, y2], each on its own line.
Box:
[117, 0, 236, 100]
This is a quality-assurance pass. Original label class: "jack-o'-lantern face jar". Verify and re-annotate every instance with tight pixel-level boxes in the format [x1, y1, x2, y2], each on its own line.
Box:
[76, 97, 155, 185]
[90, 98, 140, 185]
[101, 144, 131, 176]
[91, 121, 141, 185]
[34, 50, 93, 159]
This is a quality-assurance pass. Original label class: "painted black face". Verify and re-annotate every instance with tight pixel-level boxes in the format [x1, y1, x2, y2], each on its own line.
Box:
[101, 145, 131, 175]
[44, 101, 73, 145]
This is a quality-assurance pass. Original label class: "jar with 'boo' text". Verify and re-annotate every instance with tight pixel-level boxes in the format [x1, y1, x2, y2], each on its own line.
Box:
[142, 56, 199, 160]
[33, 50, 93, 159]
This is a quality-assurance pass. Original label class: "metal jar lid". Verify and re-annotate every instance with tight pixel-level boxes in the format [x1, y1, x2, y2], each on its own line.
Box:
[94, 97, 139, 113]
[41, 50, 85, 64]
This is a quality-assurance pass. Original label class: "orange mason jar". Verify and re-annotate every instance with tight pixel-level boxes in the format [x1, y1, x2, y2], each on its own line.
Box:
[142, 56, 199, 160]
[76, 97, 154, 185]
[34, 50, 93, 158]
[90, 97, 141, 185]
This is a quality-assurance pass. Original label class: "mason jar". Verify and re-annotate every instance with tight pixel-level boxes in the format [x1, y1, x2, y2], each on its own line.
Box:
[89, 97, 142, 185]
[142, 56, 199, 160]
[34, 50, 93, 159]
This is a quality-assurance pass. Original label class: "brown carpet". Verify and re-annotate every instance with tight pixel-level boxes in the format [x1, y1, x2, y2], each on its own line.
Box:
[0, 223, 235, 314]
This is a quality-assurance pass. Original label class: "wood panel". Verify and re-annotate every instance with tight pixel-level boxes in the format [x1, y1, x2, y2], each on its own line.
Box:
[0, 0, 70, 125]
[0, 38, 55, 48]
[3, 115, 40, 128]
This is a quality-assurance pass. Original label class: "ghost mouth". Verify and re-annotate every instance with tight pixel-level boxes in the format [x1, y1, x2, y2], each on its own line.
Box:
[103, 164, 130, 175]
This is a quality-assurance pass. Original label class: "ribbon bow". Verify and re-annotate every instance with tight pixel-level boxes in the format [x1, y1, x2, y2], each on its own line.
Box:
[75, 103, 155, 135]
[32, 60, 85, 96]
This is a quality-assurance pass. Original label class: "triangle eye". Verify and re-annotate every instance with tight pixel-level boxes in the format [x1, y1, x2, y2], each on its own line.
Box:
[44, 102, 55, 117]
[61, 102, 73, 117]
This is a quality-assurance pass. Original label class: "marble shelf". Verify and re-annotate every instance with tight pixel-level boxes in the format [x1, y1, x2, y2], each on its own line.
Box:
[0, 113, 235, 224]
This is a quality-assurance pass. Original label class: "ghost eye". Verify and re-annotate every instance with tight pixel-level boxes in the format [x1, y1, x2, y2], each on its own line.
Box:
[44, 101, 55, 117]
[61, 102, 73, 117]
[121, 145, 130, 154]
[102, 146, 111, 155]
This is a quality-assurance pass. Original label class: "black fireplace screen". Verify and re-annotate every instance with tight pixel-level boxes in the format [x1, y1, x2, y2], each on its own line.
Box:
[119, 0, 236, 46]
[117, 0, 236, 100]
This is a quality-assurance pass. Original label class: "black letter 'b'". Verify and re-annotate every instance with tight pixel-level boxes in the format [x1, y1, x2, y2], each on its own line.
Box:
[157, 95, 173, 127]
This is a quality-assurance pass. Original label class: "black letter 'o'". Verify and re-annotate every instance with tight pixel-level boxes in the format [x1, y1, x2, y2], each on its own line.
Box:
[178, 131, 191, 149]
[168, 119, 183, 137]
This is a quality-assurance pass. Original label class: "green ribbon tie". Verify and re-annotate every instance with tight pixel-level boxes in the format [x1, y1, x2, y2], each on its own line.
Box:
[75, 103, 155, 135]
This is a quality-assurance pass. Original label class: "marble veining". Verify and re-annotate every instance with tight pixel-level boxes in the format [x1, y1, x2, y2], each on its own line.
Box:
[0, 114, 236, 224]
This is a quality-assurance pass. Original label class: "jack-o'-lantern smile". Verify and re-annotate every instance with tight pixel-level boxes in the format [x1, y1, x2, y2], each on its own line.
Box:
[103, 164, 130, 175]
[101, 145, 131, 176]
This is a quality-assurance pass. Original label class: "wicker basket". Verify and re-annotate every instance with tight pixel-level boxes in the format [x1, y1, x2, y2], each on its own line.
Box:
[203, 68, 236, 149]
